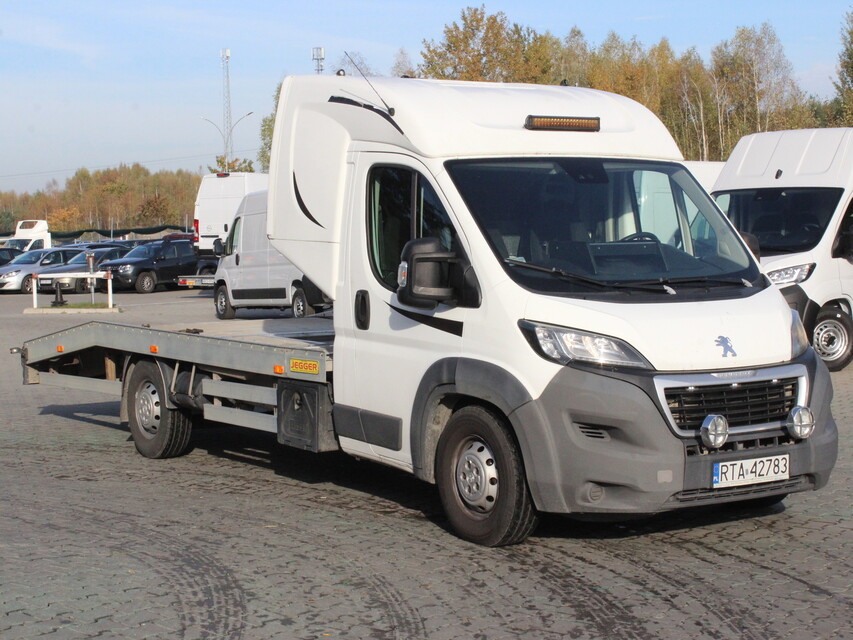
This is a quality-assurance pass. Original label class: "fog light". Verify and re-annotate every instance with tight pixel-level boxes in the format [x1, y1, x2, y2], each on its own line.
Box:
[786, 406, 815, 440]
[700, 415, 729, 449]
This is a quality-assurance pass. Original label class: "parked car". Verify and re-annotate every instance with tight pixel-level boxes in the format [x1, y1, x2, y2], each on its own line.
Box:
[0, 247, 23, 265]
[37, 246, 131, 293]
[99, 237, 198, 293]
[0, 247, 83, 293]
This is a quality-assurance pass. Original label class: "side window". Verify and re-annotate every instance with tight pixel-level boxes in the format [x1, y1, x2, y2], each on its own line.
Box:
[163, 245, 178, 259]
[31, 239, 44, 250]
[178, 243, 193, 258]
[225, 217, 242, 256]
[367, 166, 456, 289]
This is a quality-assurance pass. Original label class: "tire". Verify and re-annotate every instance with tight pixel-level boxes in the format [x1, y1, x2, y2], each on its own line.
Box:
[292, 287, 314, 319]
[135, 271, 156, 294]
[126, 360, 192, 459]
[21, 275, 33, 294]
[74, 278, 89, 294]
[435, 405, 539, 546]
[812, 308, 853, 371]
[214, 285, 236, 319]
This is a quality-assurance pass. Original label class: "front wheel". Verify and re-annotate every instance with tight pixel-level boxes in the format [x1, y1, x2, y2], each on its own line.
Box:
[813, 308, 853, 371]
[292, 287, 314, 319]
[135, 271, 156, 294]
[126, 360, 192, 458]
[214, 285, 236, 319]
[21, 275, 33, 294]
[435, 405, 539, 546]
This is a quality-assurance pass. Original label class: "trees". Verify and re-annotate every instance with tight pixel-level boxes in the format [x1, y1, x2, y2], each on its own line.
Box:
[207, 156, 254, 173]
[833, 10, 853, 125]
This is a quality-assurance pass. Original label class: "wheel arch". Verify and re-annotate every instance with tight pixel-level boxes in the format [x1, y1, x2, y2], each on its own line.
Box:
[410, 358, 540, 488]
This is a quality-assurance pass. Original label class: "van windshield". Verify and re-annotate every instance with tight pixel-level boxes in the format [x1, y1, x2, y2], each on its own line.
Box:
[713, 187, 842, 255]
[446, 158, 760, 297]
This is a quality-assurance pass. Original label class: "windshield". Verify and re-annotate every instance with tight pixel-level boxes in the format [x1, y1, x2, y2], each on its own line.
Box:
[446, 158, 759, 296]
[4, 239, 29, 250]
[10, 251, 44, 265]
[124, 243, 158, 259]
[67, 252, 89, 265]
[713, 187, 842, 255]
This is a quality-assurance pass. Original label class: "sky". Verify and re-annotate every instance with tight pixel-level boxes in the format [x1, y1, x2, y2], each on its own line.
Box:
[1, 0, 849, 195]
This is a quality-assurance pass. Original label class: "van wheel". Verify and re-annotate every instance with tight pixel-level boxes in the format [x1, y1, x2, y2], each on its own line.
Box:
[214, 285, 236, 319]
[127, 360, 192, 459]
[135, 272, 156, 293]
[292, 287, 314, 318]
[435, 405, 539, 546]
[813, 308, 853, 371]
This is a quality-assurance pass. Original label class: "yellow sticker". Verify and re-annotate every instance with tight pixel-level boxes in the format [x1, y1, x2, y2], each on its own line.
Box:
[289, 358, 320, 375]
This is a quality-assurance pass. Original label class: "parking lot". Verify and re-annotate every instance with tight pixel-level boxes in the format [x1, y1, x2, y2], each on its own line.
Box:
[1, 288, 851, 640]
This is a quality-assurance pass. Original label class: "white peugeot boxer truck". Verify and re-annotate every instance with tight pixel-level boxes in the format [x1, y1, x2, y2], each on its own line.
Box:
[714, 128, 853, 370]
[19, 78, 837, 546]
[267, 77, 836, 544]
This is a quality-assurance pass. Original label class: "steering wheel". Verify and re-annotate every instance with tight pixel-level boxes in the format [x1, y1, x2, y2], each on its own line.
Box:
[620, 232, 660, 243]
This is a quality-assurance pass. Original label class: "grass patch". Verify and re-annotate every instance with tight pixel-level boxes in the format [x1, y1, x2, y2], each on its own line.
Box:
[54, 302, 112, 309]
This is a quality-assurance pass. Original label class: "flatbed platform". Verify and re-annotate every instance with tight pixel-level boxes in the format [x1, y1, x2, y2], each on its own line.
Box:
[22, 317, 335, 392]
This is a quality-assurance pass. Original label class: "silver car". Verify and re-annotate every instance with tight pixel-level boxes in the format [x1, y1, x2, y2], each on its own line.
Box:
[0, 248, 83, 293]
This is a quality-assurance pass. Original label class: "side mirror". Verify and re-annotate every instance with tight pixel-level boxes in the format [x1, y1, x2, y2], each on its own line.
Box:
[741, 231, 761, 260]
[213, 238, 224, 257]
[396, 237, 456, 308]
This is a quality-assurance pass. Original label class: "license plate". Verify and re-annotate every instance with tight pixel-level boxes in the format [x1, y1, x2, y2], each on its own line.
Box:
[40, 279, 52, 286]
[712, 454, 789, 488]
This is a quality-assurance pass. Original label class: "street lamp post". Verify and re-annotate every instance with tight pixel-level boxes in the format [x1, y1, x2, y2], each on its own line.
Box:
[201, 111, 253, 171]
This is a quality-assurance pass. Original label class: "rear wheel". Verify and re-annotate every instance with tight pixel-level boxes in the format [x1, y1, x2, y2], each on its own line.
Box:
[127, 360, 192, 458]
[214, 285, 236, 319]
[135, 271, 156, 294]
[435, 405, 539, 546]
[813, 308, 853, 371]
[292, 287, 314, 319]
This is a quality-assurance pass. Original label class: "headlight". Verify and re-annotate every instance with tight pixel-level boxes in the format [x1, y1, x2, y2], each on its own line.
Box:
[0, 270, 20, 279]
[118, 264, 133, 273]
[767, 263, 815, 286]
[791, 310, 810, 358]
[519, 320, 652, 369]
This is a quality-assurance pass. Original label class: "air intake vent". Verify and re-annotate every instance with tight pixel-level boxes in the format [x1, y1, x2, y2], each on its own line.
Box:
[577, 425, 610, 441]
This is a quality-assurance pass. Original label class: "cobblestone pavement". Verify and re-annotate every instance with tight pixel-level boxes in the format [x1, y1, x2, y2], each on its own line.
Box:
[1, 289, 851, 640]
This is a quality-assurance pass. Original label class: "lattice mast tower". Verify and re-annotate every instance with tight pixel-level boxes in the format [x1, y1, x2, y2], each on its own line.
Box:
[221, 48, 233, 169]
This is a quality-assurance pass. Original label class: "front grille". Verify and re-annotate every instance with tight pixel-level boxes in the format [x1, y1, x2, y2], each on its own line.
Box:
[666, 377, 798, 431]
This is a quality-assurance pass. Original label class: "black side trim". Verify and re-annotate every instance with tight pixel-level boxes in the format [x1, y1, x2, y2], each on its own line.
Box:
[328, 95, 405, 135]
[388, 303, 464, 337]
[293, 175, 325, 229]
[232, 288, 288, 301]
[333, 404, 402, 451]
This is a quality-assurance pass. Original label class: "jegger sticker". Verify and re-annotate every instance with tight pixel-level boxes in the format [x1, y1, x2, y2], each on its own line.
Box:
[290, 358, 320, 375]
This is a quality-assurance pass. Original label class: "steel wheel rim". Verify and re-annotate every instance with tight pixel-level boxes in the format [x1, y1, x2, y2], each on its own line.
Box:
[455, 438, 499, 513]
[134, 380, 161, 438]
[216, 291, 227, 315]
[293, 296, 304, 317]
[814, 319, 848, 361]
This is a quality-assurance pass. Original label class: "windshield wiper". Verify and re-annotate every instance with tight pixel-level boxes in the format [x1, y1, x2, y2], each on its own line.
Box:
[504, 259, 676, 294]
[631, 275, 755, 288]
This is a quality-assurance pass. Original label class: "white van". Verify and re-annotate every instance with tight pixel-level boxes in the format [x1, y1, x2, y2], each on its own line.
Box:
[714, 128, 853, 370]
[3, 219, 51, 251]
[212, 190, 322, 319]
[194, 172, 269, 256]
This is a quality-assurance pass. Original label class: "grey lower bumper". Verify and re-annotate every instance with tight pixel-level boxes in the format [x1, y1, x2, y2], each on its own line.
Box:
[509, 350, 838, 515]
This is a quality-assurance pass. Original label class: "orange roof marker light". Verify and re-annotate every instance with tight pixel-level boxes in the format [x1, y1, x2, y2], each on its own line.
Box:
[524, 115, 600, 132]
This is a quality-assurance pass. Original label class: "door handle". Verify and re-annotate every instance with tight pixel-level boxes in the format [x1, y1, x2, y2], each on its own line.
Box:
[355, 290, 370, 330]
[236, 253, 240, 266]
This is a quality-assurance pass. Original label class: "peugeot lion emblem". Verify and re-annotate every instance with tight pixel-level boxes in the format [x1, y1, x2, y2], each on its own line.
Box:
[715, 336, 737, 358]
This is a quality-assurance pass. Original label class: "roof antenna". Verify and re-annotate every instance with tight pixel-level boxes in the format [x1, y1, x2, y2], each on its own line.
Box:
[344, 51, 395, 116]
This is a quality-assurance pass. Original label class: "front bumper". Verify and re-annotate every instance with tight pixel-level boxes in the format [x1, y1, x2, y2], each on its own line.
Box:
[510, 348, 837, 515]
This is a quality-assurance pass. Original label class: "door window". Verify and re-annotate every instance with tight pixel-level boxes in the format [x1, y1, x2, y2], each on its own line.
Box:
[367, 166, 456, 289]
[224, 217, 242, 256]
